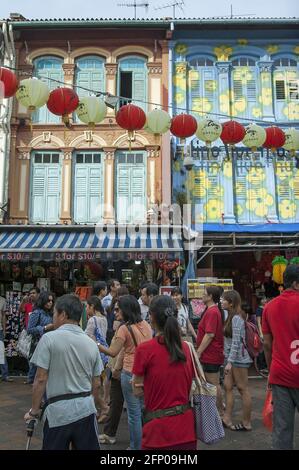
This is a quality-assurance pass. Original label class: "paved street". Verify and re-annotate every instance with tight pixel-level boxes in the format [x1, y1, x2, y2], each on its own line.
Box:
[0, 374, 298, 451]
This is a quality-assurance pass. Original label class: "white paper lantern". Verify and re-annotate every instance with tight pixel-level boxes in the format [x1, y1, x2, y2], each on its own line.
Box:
[242, 123, 266, 151]
[76, 96, 107, 126]
[283, 128, 299, 156]
[196, 118, 222, 145]
[16, 78, 50, 111]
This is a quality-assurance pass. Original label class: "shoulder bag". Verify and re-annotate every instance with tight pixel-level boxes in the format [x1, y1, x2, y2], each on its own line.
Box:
[16, 311, 42, 360]
[186, 341, 225, 445]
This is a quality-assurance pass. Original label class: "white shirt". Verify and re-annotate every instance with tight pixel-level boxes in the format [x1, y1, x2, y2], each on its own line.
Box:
[177, 304, 189, 335]
[138, 297, 149, 321]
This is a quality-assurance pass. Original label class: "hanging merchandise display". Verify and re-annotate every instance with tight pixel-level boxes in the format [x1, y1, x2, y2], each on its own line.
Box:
[46, 87, 79, 126]
[263, 126, 286, 152]
[4, 291, 23, 357]
[16, 78, 50, 112]
[242, 123, 267, 151]
[144, 108, 171, 136]
[0, 67, 18, 98]
[76, 96, 107, 127]
[271, 256, 288, 285]
[196, 118, 222, 146]
[282, 128, 299, 156]
[170, 113, 198, 144]
[220, 120, 246, 146]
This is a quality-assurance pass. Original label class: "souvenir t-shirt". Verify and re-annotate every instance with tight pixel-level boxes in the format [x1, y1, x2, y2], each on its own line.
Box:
[115, 321, 152, 373]
[196, 305, 224, 365]
[133, 337, 196, 449]
[262, 290, 299, 388]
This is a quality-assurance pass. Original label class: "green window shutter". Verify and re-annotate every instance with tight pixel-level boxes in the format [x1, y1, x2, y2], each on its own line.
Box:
[33, 57, 63, 123]
[31, 166, 46, 222]
[130, 165, 146, 223]
[75, 56, 105, 99]
[132, 71, 146, 111]
[46, 166, 61, 222]
[275, 79, 286, 100]
[117, 164, 130, 223]
[74, 166, 88, 222]
[89, 167, 103, 222]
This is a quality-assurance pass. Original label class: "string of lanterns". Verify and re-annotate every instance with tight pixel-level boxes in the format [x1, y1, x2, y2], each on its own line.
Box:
[1, 67, 299, 156]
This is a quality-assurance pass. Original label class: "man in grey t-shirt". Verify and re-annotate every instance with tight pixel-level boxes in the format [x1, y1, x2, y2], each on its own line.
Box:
[24, 294, 103, 450]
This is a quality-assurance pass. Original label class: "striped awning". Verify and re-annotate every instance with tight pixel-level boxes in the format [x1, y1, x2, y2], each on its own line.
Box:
[0, 226, 183, 260]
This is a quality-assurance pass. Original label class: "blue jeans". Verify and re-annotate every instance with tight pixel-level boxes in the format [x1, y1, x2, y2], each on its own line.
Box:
[28, 363, 37, 383]
[0, 330, 8, 380]
[121, 370, 143, 450]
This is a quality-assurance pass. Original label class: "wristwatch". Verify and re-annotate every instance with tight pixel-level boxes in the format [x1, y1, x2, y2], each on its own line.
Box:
[29, 408, 39, 418]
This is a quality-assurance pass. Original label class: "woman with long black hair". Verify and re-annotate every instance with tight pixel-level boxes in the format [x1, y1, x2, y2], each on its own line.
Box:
[132, 295, 196, 451]
[26, 291, 55, 384]
[98, 294, 152, 450]
[196, 285, 225, 415]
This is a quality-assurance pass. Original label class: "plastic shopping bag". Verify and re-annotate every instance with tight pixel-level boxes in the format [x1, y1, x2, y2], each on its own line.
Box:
[262, 390, 273, 432]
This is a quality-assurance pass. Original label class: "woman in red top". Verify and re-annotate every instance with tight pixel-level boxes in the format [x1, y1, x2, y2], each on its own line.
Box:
[132, 295, 196, 450]
[196, 286, 225, 415]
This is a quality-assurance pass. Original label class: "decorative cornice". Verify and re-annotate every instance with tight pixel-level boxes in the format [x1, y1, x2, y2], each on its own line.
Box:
[61, 147, 74, 160]
[215, 61, 232, 73]
[18, 64, 33, 77]
[17, 147, 31, 160]
[103, 147, 115, 160]
[62, 64, 75, 76]
[148, 62, 162, 74]
[257, 61, 274, 73]
[105, 64, 118, 76]
[146, 146, 160, 158]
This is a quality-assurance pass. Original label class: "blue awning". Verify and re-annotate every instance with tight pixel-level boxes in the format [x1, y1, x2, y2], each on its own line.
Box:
[202, 223, 299, 233]
[0, 226, 183, 260]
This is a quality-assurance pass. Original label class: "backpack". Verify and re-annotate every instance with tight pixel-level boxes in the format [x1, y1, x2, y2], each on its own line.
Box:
[243, 321, 264, 359]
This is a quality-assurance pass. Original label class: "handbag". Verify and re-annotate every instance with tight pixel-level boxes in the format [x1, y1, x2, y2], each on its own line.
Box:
[186, 341, 225, 445]
[262, 390, 273, 432]
[15, 329, 33, 360]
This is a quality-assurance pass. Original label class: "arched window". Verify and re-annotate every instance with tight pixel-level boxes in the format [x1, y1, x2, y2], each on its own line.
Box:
[231, 57, 258, 120]
[33, 56, 63, 123]
[75, 56, 105, 98]
[273, 57, 299, 121]
[187, 57, 217, 118]
[118, 56, 147, 111]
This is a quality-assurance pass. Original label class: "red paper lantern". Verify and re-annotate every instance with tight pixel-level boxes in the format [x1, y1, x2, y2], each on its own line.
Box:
[220, 120, 246, 145]
[263, 126, 285, 150]
[47, 87, 79, 124]
[116, 104, 146, 131]
[0, 67, 18, 98]
[170, 114, 197, 141]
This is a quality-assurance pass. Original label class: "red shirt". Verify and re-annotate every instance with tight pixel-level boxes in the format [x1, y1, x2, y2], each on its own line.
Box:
[132, 337, 196, 449]
[196, 305, 224, 365]
[24, 303, 33, 329]
[262, 290, 299, 388]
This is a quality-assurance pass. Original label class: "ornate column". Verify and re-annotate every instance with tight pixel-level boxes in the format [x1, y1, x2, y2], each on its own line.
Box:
[62, 64, 75, 86]
[222, 155, 236, 224]
[103, 148, 115, 223]
[10, 147, 31, 223]
[216, 61, 232, 117]
[257, 61, 275, 121]
[105, 64, 118, 116]
[264, 159, 279, 222]
[146, 146, 160, 207]
[148, 62, 162, 112]
[60, 148, 74, 224]
[173, 61, 187, 112]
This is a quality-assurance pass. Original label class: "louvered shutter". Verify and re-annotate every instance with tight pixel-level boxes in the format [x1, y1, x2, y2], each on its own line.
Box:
[275, 79, 286, 100]
[33, 57, 63, 123]
[31, 166, 46, 222]
[46, 166, 61, 222]
[89, 166, 103, 222]
[277, 164, 299, 222]
[131, 165, 146, 223]
[74, 166, 88, 223]
[117, 165, 130, 223]
[132, 71, 146, 111]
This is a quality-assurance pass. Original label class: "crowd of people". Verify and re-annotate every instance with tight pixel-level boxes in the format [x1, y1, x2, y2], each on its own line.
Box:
[1, 266, 299, 451]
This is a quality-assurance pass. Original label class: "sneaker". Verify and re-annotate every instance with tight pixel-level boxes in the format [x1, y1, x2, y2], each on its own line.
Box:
[1, 377, 13, 382]
[99, 434, 116, 445]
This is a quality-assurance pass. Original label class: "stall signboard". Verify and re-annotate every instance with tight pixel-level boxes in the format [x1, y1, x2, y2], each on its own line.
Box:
[0, 251, 179, 262]
[187, 278, 233, 318]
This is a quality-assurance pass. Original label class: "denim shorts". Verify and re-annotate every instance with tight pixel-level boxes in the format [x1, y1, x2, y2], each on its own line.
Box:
[201, 363, 222, 373]
[232, 362, 251, 369]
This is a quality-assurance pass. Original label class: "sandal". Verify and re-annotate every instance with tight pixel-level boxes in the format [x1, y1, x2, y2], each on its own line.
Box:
[222, 419, 233, 429]
[231, 423, 252, 431]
